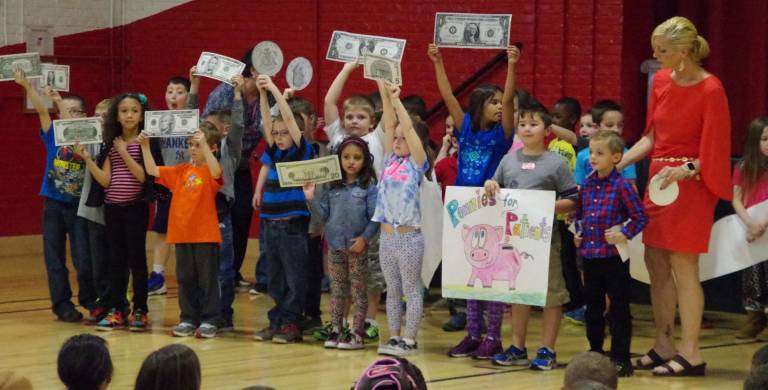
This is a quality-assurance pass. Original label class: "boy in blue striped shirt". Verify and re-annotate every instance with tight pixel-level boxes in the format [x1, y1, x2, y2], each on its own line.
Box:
[251, 75, 315, 344]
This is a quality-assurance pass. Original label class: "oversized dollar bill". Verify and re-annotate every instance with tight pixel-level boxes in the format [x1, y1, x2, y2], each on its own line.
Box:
[193, 52, 245, 85]
[362, 54, 402, 86]
[276, 155, 342, 187]
[0, 52, 42, 81]
[41, 63, 70, 91]
[144, 109, 200, 137]
[434, 13, 512, 49]
[326, 31, 406, 63]
[53, 117, 103, 146]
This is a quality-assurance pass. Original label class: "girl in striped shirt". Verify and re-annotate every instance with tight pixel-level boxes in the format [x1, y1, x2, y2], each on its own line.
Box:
[79, 93, 153, 332]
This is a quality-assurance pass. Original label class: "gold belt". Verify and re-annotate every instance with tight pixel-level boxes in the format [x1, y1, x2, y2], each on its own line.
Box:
[651, 157, 696, 162]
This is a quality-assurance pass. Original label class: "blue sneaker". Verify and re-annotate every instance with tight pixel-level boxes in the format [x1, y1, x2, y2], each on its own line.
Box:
[442, 312, 467, 332]
[564, 306, 586, 325]
[492, 345, 529, 366]
[530, 347, 557, 370]
[148, 272, 166, 296]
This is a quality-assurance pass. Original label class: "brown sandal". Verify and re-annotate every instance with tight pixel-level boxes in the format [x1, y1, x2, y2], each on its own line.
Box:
[634, 348, 668, 370]
[652, 354, 706, 377]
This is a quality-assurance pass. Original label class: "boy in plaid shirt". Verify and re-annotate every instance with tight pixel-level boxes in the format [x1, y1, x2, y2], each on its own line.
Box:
[574, 130, 647, 377]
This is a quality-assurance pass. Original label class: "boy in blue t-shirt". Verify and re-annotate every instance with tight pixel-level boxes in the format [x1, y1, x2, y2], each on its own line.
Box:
[14, 68, 96, 322]
[251, 75, 315, 344]
[574, 101, 637, 185]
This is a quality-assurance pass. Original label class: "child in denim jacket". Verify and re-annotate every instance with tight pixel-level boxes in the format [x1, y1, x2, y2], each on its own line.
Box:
[304, 136, 379, 350]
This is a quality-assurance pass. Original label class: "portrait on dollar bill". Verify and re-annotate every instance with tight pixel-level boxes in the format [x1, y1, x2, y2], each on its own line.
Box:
[203, 55, 218, 75]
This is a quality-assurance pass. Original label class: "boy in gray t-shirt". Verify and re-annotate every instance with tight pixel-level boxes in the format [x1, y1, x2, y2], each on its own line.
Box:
[483, 104, 578, 370]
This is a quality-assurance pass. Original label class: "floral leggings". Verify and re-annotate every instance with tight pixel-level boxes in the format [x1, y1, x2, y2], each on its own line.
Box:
[328, 249, 368, 335]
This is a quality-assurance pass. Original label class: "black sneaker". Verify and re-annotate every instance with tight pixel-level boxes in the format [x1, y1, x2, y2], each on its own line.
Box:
[217, 317, 234, 332]
[253, 283, 267, 293]
[300, 316, 323, 335]
[615, 360, 634, 377]
[272, 324, 303, 344]
[58, 310, 84, 323]
[442, 312, 467, 332]
[253, 326, 276, 341]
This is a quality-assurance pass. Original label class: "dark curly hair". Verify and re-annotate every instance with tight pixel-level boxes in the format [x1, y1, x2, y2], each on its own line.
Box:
[333, 136, 376, 189]
[103, 93, 151, 149]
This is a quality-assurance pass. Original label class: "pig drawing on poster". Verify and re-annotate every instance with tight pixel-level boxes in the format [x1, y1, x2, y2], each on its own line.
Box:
[442, 186, 555, 306]
[462, 223, 532, 290]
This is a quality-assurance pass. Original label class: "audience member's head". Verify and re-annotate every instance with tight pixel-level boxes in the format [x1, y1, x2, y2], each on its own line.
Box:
[352, 357, 427, 390]
[745, 364, 768, 390]
[58, 334, 113, 390]
[563, 352, 617, 390]
[570, 379, 614, 390]
[752, 345, 768, 371]
[0, 372, 33, 390]
[134, 344, 201, 390]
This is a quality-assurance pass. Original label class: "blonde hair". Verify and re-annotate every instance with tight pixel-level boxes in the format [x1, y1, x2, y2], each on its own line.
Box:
[590, 130, 625, 154]
[342, 95, 375, 118]
[652, 16, 710, 62]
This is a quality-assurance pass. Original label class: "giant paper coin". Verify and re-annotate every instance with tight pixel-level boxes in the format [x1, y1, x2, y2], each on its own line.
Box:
[252, 41, 283, 76]
[285, 57, 313, 90]
[648, 174, 679, 206]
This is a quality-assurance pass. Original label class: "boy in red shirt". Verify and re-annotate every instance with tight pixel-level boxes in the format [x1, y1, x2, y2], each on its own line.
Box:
[139, 122, 224, 338]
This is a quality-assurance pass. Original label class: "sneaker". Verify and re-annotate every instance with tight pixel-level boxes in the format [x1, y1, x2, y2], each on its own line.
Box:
[128, 309, 148, 332]
[388, 340, 418, 357]
[470, 337, 503, 360]
[248, 287, 262, 296]
[338, 331, 365, 350]
[364, 321, 380, 342]
[320, 277, 330, 293]
[564, 307, 586, 326]
[442, 312, 467, 332]
[324, 330, 341, 348]
[58, 309, 84, 323]
[254, 326, 276, 341]
[147, 272, 167, 296]
[85, 307, 107, 324]
[195, 323, 218, 339]
[492, 345, 529, 366]
[272, 324, 302, 344]
[172, 322, 197, 337]
[530, 347, 557, 370]
[448, 335, 481, 358]
[236, 279, 251, 288]
[313, 322, 336, 341]
[217, 317, 234, 332]
[615, 360, 634, 377]
[301, 316, 323, 335]
[377, 337, 401, 355]
[95, 309, 125, 331]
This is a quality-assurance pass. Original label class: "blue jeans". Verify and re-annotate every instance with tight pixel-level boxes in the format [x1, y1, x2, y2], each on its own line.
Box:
[255, 218, 268, 285]
[42, 198, 96, 316]
[263, 217, 309, 327]
[218, 211, 235, 321]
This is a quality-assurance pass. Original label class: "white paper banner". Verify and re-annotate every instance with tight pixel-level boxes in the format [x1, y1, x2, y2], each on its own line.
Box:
[420, 174, 444, 287]
[442, 186, 555, 306]
[629, 199, 768, 283]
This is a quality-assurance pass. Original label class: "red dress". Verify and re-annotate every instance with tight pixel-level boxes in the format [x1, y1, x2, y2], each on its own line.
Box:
[643, 68, 732, 253]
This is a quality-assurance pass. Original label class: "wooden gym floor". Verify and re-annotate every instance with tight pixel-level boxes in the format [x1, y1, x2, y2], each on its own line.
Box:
[0, 235, 760, 389]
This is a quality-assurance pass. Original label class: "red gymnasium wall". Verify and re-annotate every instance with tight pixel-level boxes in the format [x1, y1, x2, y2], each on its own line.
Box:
[0, 0, 627, 236]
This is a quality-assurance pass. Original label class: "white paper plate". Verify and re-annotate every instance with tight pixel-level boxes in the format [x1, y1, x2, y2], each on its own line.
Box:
[648, 174, 679, 206]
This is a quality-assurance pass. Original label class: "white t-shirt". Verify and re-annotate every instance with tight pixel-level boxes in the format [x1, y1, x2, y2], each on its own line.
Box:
[325, 119, 385, 180]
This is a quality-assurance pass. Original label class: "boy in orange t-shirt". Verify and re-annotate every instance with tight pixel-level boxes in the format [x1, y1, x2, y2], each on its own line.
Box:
[139, 122, 224, 338]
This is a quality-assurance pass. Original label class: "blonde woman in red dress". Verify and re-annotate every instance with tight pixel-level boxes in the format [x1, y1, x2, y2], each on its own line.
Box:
[618, 16, 731, 377]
